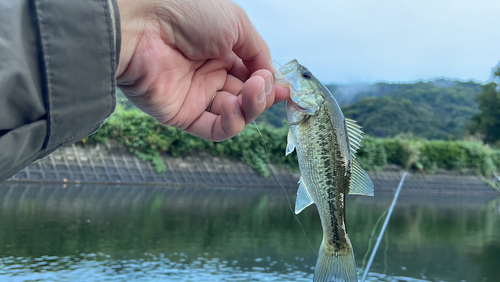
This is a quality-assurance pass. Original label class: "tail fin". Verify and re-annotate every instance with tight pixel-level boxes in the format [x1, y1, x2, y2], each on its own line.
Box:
[313, 236, 358, 282]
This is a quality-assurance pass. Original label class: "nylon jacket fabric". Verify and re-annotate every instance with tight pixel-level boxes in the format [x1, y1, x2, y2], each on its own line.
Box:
[0, 0, 121, 183]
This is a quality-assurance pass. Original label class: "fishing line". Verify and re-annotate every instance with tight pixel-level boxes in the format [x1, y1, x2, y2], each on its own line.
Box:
[253, 121, 317, 256]
[272, 60, 283, 69]
[360, 209, 388, 272]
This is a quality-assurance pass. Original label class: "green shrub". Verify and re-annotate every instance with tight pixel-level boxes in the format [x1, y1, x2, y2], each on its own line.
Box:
[356, 136, 387, 171]
[382, 139, 405, 166]
[380, 138, 499, 177]
[459, 141, 496, 177]
[84, 106, 500, 178]
[420, 140, 466, 169]
[84, 106, 298, 176]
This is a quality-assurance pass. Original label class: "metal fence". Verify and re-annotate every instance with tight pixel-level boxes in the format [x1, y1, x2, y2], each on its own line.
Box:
[7, 144, 498, 194]
[8, 144, 299, 188]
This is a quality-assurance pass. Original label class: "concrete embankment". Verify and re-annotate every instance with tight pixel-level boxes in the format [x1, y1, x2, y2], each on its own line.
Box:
[6, 144, 499, 196]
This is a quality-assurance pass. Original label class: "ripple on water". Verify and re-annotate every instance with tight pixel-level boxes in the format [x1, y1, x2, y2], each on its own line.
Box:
[0, 254, 430, 282]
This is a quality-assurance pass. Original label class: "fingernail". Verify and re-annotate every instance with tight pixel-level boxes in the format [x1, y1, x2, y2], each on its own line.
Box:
[257, 87, 265, 103]
[265, 77, 273, 96]
[233, 105, 242, 117]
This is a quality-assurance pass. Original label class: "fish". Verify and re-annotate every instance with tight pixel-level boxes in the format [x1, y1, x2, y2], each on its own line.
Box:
[273, 60, 374, 282]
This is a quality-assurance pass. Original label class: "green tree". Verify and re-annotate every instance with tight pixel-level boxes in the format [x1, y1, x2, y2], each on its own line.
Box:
[469, 68, 500, 144]
[339, 80, 482, 140]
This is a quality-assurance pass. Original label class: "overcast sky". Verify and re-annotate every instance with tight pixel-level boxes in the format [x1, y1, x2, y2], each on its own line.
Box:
[232, 0, 500, 84]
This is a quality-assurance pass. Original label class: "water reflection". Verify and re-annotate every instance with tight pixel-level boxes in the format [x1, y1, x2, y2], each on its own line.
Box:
[0, 183, 498, 281]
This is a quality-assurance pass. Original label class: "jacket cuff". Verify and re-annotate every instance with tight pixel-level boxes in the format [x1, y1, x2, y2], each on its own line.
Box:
[34, 0, 119, 151]
[111, 0, 122, 68]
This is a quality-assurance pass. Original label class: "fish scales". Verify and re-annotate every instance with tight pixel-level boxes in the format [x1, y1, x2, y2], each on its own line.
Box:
[294, 103, 350, 254]
[274, 59, 374, 282]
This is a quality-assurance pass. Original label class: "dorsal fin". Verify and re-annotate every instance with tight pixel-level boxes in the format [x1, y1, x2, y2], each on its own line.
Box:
[345, 118, 364, 158]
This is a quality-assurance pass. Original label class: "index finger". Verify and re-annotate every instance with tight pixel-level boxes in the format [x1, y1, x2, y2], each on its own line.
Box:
[230, 4, 275, 74]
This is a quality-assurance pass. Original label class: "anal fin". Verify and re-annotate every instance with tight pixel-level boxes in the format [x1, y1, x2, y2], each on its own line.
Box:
[295, 177, 314, 214]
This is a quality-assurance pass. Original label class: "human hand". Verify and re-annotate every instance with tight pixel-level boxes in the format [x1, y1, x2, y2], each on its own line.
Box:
[115, 0, 290, 142]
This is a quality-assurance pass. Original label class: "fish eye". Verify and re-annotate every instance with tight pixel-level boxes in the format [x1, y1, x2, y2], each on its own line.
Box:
[301, 71, 311, 79]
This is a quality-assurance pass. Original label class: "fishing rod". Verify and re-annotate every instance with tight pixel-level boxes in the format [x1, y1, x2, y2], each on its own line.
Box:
[361, 172, 407, 282]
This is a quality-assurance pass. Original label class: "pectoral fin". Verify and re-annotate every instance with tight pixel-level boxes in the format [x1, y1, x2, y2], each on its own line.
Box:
[286, 128, 296, 156]
[348, 160, 374, 196]
[295, 177, 314, 214]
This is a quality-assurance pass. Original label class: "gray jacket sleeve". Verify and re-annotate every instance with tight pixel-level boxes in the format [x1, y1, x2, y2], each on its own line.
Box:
[0, 0, 121, 183]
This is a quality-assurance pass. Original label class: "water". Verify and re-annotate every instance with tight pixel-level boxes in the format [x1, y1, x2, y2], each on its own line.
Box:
[0, 183, 499, 282]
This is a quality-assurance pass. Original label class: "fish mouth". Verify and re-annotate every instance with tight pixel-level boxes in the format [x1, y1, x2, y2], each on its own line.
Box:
[281, 59, 299, 70]
[273, 60, 299, 86]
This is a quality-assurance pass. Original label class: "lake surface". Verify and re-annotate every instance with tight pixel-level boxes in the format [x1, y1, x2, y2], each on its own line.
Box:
[0, 183, 499, 282]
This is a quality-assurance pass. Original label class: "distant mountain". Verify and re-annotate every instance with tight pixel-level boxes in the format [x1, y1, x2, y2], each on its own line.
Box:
[256, 79, 483, 140]
[325, 83, 397, 106]
[326, 79, 480, 106]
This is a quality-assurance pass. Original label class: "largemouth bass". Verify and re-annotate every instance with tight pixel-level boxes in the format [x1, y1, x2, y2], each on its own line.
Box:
[273, 60, 374, 282]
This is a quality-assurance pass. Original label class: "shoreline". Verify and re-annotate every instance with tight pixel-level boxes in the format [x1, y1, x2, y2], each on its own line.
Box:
[6, 144, 499, 195]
